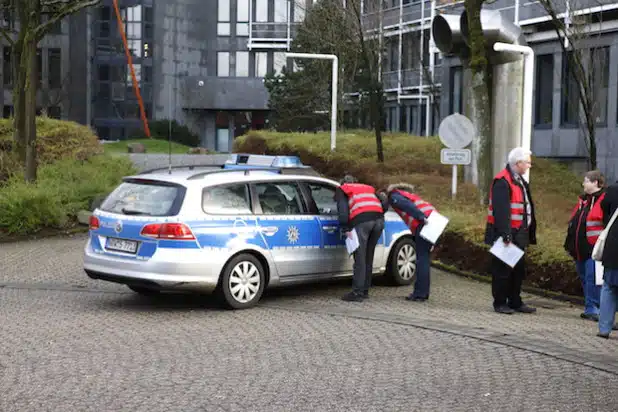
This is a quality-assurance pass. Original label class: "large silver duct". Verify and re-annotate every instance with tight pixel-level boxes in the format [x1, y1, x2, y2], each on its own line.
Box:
[431, 9, 526, 181]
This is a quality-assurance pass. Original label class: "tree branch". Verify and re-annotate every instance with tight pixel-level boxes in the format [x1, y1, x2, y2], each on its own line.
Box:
[35, 0, 100, 40]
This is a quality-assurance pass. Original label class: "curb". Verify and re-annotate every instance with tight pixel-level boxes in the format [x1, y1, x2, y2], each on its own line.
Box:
[431, 260, 585, 306]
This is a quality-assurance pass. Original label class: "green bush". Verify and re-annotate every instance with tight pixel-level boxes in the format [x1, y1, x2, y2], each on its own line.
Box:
[0, 117, 103, 166]
[130, 119, 200, 147]
[235, 130, 586, 296]
[0, 155, 136, 236]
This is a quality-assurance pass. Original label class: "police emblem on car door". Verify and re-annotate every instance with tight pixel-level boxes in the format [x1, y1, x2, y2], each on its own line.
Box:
[253, 181, 322, 278]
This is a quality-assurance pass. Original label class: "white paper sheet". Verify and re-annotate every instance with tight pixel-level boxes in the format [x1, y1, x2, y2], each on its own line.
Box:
[419, 211, 450, 244]
[595, 261, 605, 286]
[489, 237, 525, 268]
[345, 229, 359, 255]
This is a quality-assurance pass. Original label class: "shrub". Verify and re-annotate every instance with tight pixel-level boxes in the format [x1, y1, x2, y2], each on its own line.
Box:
[0, 117, 103, 167]
[130, 119, 200, 147]
[235, 130, 585, 297]
[0, 155, 136, 236]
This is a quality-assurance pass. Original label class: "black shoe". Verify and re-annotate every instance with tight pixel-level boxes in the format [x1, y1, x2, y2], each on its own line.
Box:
[494, 305, 515, 314]
[342, 292, 364, 302]
[405, 295, 427, 302]
[362, 291, 369, 299]
[597, 332, 610, 339]
[613, 324, 618, 331]
[511, 304, 537, 314]
[580, 313, 599, 322]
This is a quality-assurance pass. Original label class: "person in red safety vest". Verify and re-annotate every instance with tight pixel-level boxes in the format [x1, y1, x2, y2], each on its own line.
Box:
[383, 183, 436, 302]
[336, 175, 388, 302]
[485, 147, 537, 315]
[564, 170, 606, 321]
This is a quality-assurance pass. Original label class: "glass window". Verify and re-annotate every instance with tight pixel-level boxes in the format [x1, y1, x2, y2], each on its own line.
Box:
[218, 0, 230, 21]
[218, 52, 230, 76]
[255, 0, 268, 22]
[237, 23, 249, 36]
[294, 1, 306, 22]
[561, 51, 579, 125]
[255, 182, 304, 215]
[273, 52, 286, 75]
[274, 0, 287, 23]
[48, 48, 62, 89]
[202, 184, 252, 214]
[238, 0, 249, 21]
[48, 106, 62, 119]
[255, 52, 267, 77]
[217, 22, 230, 36]
[534, 54, 553, 126]
[590, 46, 609, 124]
[236, 51, 249, 77]
[449, 66, 463, 115]
[306, 182, 337, 215]
[100, 181, 182, 217]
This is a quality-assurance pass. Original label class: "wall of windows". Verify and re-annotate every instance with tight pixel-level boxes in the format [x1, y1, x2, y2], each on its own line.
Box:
[92, 0, 153, 140]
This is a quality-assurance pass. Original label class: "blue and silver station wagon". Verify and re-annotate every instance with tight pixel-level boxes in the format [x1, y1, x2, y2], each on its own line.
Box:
[84, 154, 417, 309]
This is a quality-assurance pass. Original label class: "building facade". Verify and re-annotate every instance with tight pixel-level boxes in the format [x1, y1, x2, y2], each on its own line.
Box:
[1, 0, 617, 178]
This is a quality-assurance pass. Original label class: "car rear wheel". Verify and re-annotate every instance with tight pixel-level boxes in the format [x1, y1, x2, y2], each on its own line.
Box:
[127, 285, 161, 296]
[386, 237, 416, 286]
[219, 254, 265, 309]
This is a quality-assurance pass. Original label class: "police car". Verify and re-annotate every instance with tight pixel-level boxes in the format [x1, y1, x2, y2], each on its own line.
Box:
[84, 154, 417, 309]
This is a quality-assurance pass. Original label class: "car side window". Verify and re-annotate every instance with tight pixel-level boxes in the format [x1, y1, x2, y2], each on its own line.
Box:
[306, 183, 337, 215]
[254, 182, 304, 215]
[202, 184, 252, 214]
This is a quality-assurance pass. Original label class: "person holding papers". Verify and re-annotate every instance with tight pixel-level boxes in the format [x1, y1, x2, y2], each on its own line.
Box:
[336, 175, 387, 302]
[384, 183, 436, 302]
[564, 170, 606, 322]
[597, 179, 618, 339]
[485, 147, 537, 315]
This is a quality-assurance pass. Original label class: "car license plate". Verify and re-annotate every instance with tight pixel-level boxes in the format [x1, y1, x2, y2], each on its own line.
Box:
[106, 237, 138, 254]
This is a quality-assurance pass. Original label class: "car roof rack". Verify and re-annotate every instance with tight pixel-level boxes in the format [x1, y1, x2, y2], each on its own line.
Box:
[137, 164, 225, 175]
[186, 166, 320, 181]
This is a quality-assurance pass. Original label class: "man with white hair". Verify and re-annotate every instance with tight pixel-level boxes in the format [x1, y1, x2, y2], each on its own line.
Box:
[485, 147, 537, 314]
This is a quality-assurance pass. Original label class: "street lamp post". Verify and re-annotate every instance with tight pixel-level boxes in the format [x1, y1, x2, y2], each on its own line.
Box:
[285, 52, 339, 151]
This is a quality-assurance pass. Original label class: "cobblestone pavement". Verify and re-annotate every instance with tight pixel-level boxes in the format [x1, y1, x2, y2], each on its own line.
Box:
[1, 235, 618, 411]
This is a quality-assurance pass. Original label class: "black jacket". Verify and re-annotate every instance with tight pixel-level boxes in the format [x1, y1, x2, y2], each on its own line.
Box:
[601, 182, 618, 276]
[335, 187, 387, 232]
[564, 189, 605, 261]
[484, 165, 537, 249]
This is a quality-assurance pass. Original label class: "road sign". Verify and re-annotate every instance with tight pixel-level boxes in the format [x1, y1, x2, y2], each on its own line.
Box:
[438, 113, 475, 149]
[440, 148, 471, 165]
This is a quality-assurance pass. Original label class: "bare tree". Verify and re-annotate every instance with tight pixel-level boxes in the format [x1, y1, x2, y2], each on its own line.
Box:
[0, 0, 100, 182]
[40, 70, 72, 118]
[536, 0, 613, 169]
[463, 0, 493, 204]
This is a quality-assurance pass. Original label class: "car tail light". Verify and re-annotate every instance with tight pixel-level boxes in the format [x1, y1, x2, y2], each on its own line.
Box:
[89, 215, 100, 230]
[140, 223, 195, 240]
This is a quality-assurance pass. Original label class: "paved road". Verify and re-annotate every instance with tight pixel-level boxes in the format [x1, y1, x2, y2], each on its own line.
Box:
[1, 235, 617, 411]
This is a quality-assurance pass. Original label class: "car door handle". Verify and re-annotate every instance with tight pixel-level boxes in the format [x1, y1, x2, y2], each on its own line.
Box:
[322, 225, 337, 233]
[260, 226, 279, 236]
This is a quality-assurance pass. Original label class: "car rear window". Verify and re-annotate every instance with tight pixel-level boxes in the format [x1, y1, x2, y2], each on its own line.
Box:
[99, 180, 184, 216]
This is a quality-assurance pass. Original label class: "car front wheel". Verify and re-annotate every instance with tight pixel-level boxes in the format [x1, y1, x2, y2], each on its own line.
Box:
[386, 237, 416, 286]
[219, 254, 265, 309]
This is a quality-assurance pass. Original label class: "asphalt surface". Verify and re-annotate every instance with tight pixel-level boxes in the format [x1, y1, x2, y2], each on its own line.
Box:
[1, 234, 618, 412]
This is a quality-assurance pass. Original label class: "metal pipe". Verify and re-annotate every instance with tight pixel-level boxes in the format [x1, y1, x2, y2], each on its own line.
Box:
[397, 0, 403, 103]
[285, 53, 338, 151]
[493, 42, 535, 182]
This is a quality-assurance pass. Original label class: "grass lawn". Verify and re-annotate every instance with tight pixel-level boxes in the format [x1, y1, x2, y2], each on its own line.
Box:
[235, 130, 584, 296]
[102, 138, 193, 154]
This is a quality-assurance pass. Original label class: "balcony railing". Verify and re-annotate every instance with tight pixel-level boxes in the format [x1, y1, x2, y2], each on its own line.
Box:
[248, 22, 300, 49]
[382, 65, 443, 91]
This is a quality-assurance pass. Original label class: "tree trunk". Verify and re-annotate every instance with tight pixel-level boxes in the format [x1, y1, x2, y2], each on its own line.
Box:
[12, 41, 26, 162]
[464, 0, 492, 204]
[588, 122, 597, 170]
[22, 38, 38, 182]
[370, 85, 384, 163]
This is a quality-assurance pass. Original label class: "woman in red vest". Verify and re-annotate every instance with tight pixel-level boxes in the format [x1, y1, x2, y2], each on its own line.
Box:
[564, 170, 606, 321]
[384, 183, 435, 301]
[336, 175, 388, 302]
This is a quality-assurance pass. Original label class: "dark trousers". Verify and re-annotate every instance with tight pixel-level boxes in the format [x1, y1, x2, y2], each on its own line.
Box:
[352, 218, 385, 295]
[491, 255, 525, 309]
[412, 236, 432, 299]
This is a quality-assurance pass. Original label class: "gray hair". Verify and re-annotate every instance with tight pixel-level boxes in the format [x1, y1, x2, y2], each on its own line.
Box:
[341, 174, 357, 184]
[507, 147, 532, 167]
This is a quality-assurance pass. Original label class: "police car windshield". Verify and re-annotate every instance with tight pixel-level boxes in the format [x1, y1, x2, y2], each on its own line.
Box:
[100, 180, 183, 216]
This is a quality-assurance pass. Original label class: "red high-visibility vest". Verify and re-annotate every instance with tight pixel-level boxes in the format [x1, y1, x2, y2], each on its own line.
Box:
[340, 183, 383, 221]
[487, 168, 525, 229]
[586, 193, 606, 245]
[391, 190, 436, 232]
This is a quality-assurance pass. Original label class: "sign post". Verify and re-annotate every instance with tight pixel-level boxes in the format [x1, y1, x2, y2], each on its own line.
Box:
[437, 113, 475, 199]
